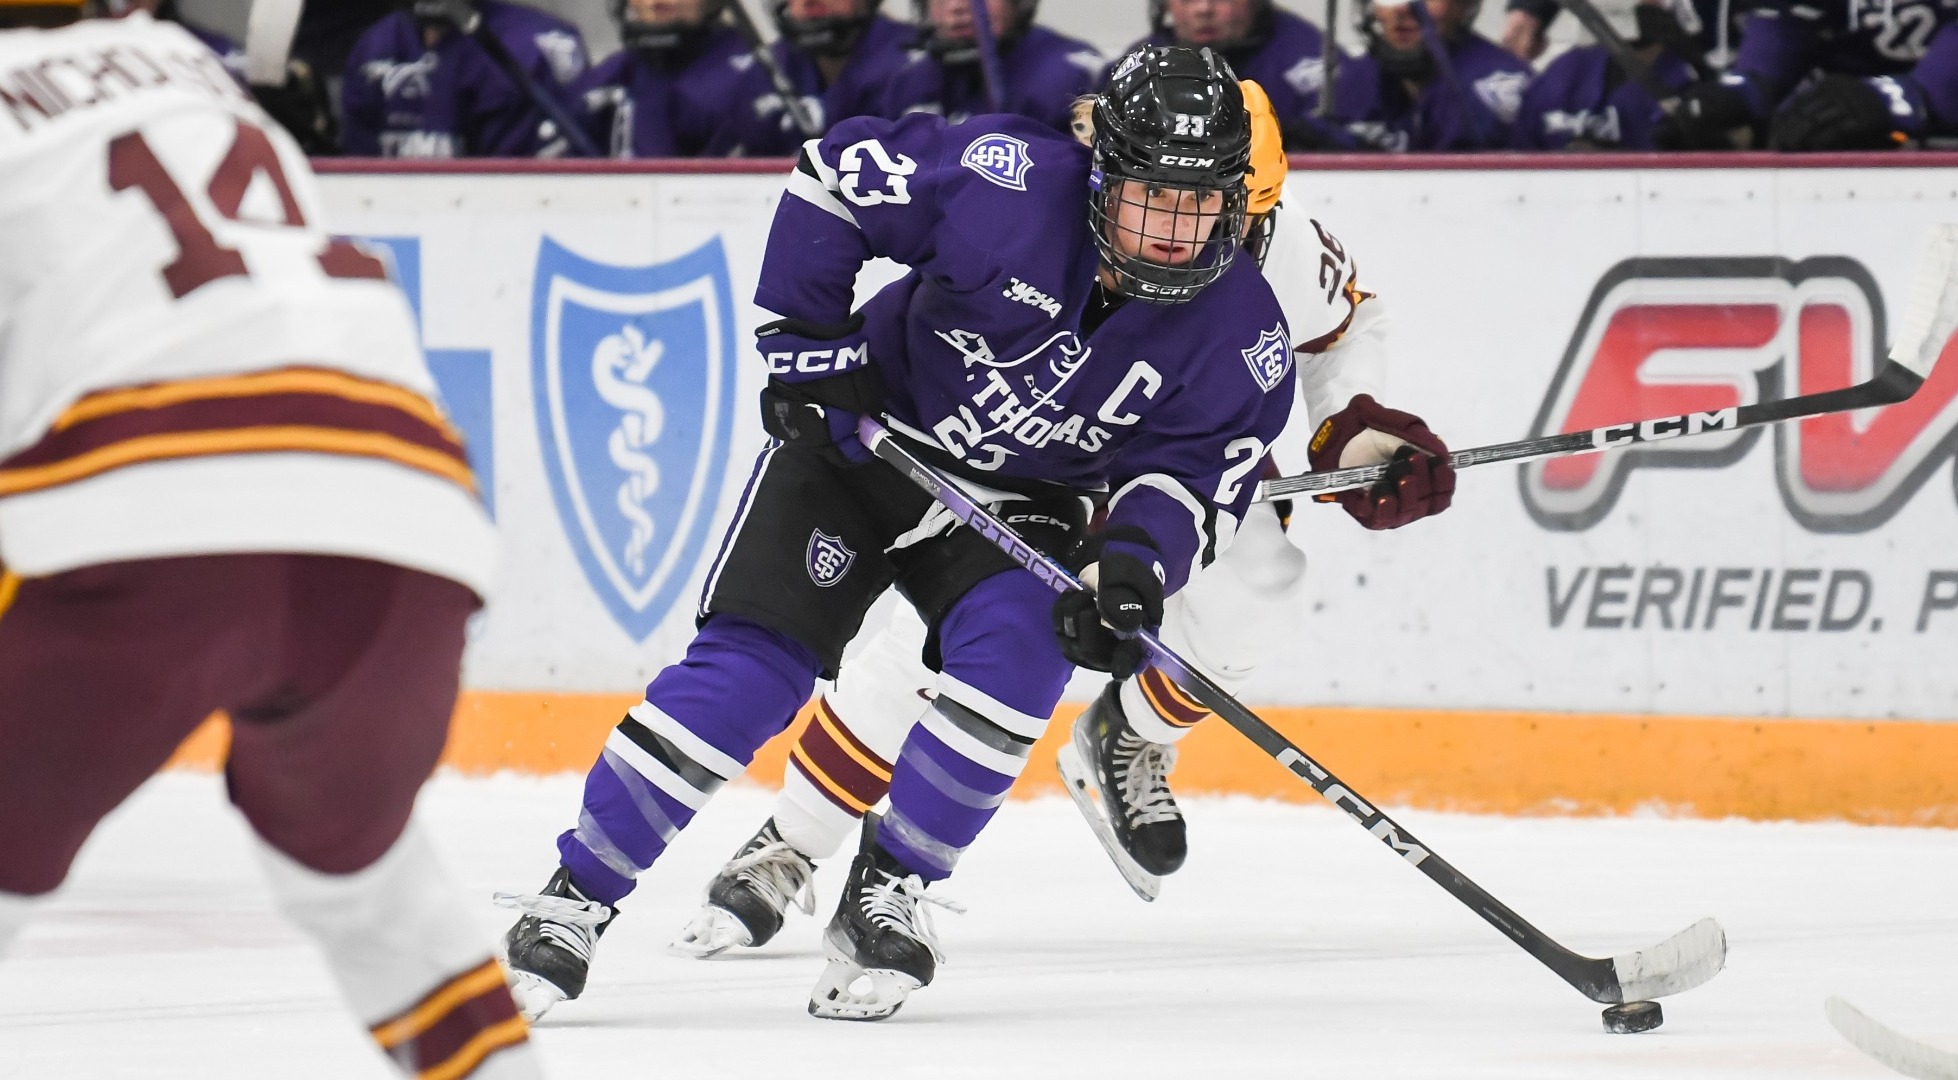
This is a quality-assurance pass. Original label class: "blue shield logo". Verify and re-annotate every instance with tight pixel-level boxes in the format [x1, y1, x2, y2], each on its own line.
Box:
[532, 236, 738, 641]
[805, 529, 856, 588]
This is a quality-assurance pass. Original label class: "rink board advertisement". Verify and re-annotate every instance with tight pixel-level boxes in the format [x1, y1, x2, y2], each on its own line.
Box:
[234, 161, 1958, 822]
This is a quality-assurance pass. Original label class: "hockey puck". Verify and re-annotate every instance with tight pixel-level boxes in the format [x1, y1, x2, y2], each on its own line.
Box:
[1602, 1000, 1664, 1034]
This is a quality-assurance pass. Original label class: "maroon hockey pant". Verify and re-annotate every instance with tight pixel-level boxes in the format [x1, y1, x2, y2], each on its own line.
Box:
[0, 554, 477, 896]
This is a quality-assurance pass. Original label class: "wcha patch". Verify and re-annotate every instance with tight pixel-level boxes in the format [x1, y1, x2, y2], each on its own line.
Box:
[806, 529, 857, 587]
[1241, 323, 1293, 393]
[961, 133, 1034, 192]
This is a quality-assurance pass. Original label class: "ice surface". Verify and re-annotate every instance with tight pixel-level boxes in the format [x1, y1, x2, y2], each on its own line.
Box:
[3, 774, 1955, 1079]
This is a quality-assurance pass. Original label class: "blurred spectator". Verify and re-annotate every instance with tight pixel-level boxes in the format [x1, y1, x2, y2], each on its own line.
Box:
[882, 0, 1103, 132]
[102, 0, 339, 153]
[712, 0, 914, 154]
[343, 0, 589, 157]
[575, 0, 751, 155]
[1332, 0, 1533, 149]
[1512, 0, 1706, 148]
[1123, 0, 1331, 147]
[1660, 0, 1958, 148]
[1501, 0, 1743, 68]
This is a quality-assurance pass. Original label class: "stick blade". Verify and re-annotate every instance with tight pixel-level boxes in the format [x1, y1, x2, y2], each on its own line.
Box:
[1609, 917, 1727, 1001]
[1890, 224, 1958, 379]
[243, 0, 303, 85]
[1827, 996, 1958, 1080]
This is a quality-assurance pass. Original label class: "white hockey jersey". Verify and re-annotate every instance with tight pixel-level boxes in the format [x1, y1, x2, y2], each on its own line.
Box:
[0, 15, 493, 596]
[1258, 208, 1392, 434]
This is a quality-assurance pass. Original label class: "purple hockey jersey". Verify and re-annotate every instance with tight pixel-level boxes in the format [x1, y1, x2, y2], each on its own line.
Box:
[572, 27, 751, 157]
[756, 113, 1295, 593]
[881, 24, 1103, 133]
[710, 15, 913, 157]
[1730, 0, 1958, 133]
[1332, 33, 1534, 150]
[1513, 45, 1698, 149]
[1122, 9, 1329, 148]
[342, 1, 589, 158]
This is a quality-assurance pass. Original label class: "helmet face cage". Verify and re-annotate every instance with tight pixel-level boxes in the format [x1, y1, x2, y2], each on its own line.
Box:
[1089, 47, 1252, 304]
[911, 0, 1037, 63]
[774, 0, 882, 56]
[615, 0, 726, 55]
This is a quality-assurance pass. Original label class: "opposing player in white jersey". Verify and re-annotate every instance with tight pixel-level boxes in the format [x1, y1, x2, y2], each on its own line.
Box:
[666, 80, 1456, 955]
[0, 7, 535, 1078]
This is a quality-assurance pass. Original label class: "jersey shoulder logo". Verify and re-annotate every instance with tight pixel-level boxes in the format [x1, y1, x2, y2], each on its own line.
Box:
[1241, 323, 1293, 393]
[961, 133, 1034, 192]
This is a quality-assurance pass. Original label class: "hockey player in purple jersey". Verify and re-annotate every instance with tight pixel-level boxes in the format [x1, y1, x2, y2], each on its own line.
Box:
[499, 46, 1297, 1022]
[881, 0, 1103, 132]
[710, 0, 913, 155]
[1123, 0, 1333, 148]
[342, 0, 589, 158]
[573, 0, 751, 157]
[1660, 0, 1958, 147]
[1332, 0, 1534, 150]
[1513, 0, 1705, 149]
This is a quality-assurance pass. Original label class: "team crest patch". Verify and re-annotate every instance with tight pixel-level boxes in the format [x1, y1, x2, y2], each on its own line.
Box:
[961, 133, 1033, 192]
[806, 529, 856, 587]
[1241, 324, 1293, 393]
[532, 235, 738, 642]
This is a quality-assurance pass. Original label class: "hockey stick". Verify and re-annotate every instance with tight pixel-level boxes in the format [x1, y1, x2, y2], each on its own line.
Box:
[724, 0, 823, 140]
[967, 0, 1008, 115]
[419, 0, 602, 158]
[1826, 996, 1958, 1080]
[856, 412, 1728, 1005]
[242, 0, 303, 86]
[1256, 223, 1958, 504]
[1318, 0, 1340, 119]
[1553, 0, 1676, 105]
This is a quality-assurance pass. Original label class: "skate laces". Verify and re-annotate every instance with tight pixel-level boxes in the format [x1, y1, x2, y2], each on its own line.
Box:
[1113, 731, 1180, 827]
[724, 841, 818, 917]
[493, 890, 611, 961]
[861, 871, 965, 964]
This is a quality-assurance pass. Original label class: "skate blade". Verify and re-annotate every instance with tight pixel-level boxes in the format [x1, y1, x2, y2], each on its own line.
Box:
[1056, 744, 1162, 902]
[507, 969, 568, 1023]
[806, 958, 921, 1022]
[668, 905, 755, 959]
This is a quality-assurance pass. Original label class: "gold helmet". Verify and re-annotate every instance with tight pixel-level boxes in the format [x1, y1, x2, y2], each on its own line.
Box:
[1238, 79, 1288, 265]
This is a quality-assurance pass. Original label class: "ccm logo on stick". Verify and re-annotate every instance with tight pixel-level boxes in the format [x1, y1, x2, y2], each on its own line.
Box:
[1522, 256, 1958, 534]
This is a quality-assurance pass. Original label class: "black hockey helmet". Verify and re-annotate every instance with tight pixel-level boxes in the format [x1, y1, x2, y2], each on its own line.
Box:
[613, 0, 729, 56]
[774, 0, 884, 57]
[911, 0, 1038, 64]
[409, 0, 481, 34]
[1089, 45, 1251, 304]
[1148, 0, 1275, 54]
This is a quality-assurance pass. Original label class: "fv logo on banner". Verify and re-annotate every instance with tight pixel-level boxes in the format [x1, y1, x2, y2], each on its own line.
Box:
[1522, 256, 1958, 533]
[533, 236, 737, 641]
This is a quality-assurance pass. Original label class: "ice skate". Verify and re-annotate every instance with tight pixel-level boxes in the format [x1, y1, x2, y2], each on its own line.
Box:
[670, 818, 818, 958]
[1057, 681, 1187, 901]
[808, 815, 964, 1022]
[495, 868, 615, 1022]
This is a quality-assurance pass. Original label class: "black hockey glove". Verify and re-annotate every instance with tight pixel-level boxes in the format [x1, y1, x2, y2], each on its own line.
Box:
[757, 314, 883, 466]
[1654, 78, 1757, 150]
[1052, 528, 1167, 679]
[1769, 75, 1904, 151]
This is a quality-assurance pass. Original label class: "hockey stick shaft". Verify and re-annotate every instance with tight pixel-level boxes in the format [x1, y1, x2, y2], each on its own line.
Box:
[1554, 0, 1675, 103]
[451, 10, 602, 158]
[1318, 0, 1340, 119]
[1256, 357, 1929, 502]
[968, 0, 1008, 114]
[857, 414, 1677, 1003]
[725, 0, 823, 140]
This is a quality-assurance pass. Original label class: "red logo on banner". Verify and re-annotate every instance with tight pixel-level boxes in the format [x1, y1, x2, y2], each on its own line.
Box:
[1522, 257, 1958, 533]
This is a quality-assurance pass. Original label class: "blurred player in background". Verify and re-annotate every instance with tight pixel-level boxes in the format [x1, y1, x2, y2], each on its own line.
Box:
[342, 0, 588, 157]
[573, 0, 751, 156]
[1125, 0, 1332, 147]
[1658, 0, 1958, 148]
[714, 0, 912, 154]
[1330, 0, 1534, 149]
[0, 5, 532, 1078]
[501, 46, 1300, 1023]
[1512, 0, 1706, 149]
[664, 80, 1456, 956]
[880, 0, 1102, 133]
